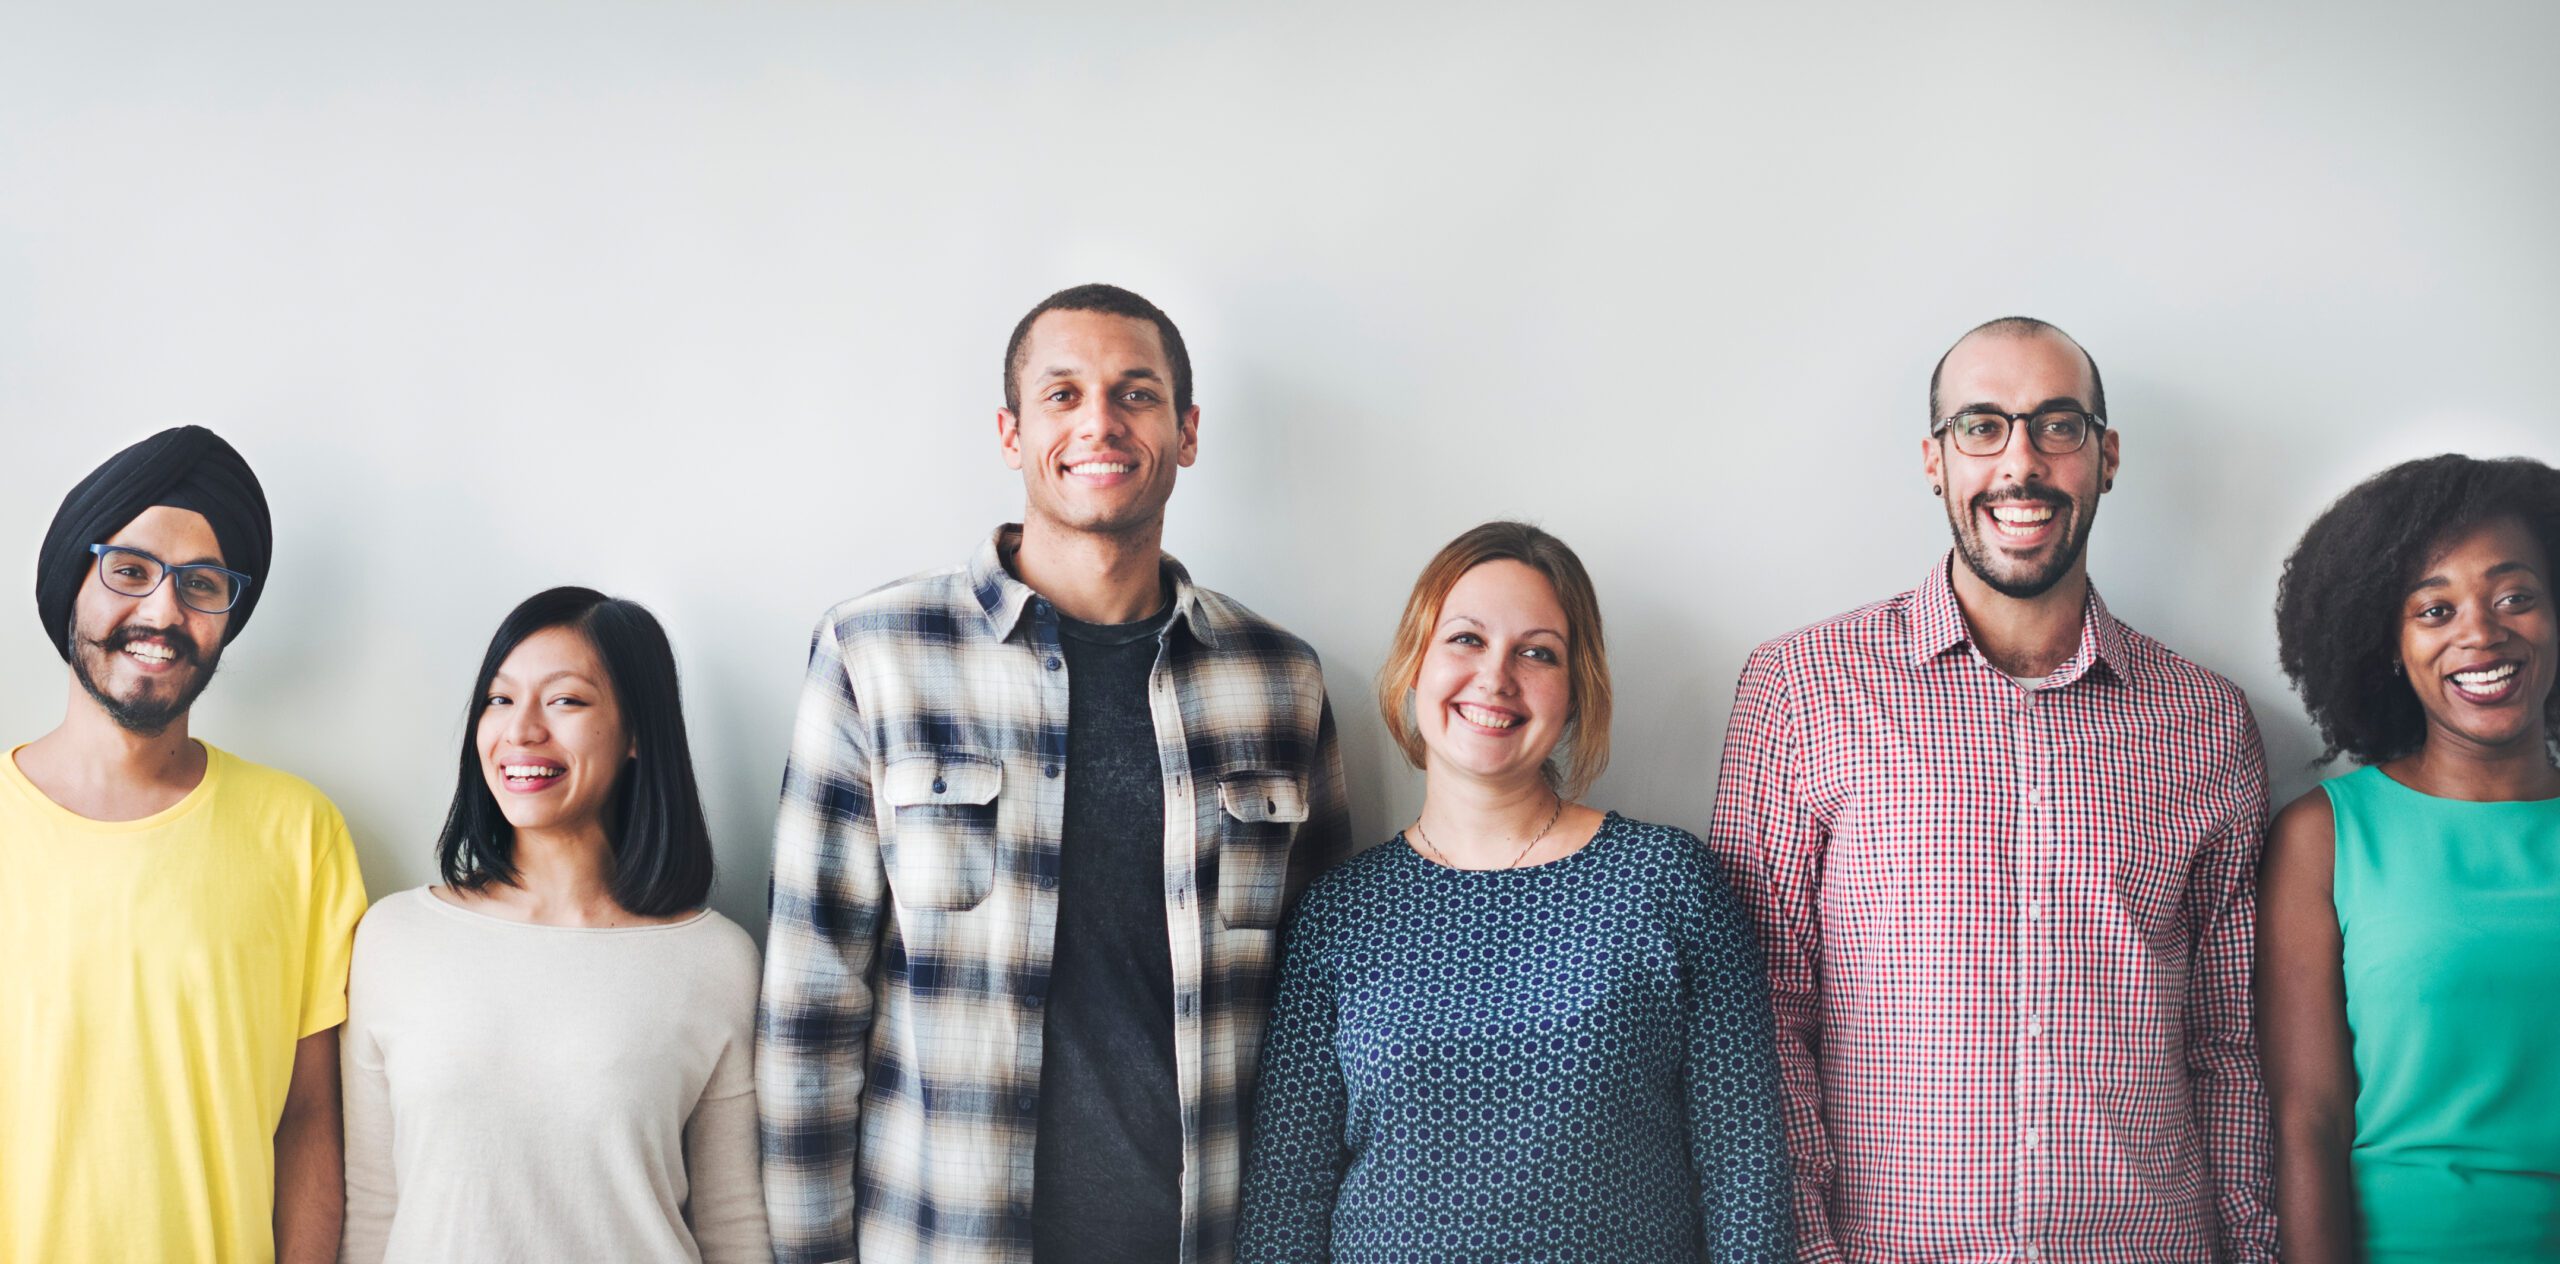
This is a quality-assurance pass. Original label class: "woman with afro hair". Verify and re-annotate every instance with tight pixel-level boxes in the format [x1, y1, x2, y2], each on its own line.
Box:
[2262, 453, 2560, 1263]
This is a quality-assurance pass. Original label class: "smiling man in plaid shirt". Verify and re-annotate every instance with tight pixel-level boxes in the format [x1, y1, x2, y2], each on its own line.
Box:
[1708, 318, 2277, 1262]
[758, 283, 1351, 1264]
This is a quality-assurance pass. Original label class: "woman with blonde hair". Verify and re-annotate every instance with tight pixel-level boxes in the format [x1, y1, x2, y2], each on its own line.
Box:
[1236, 521, 1790, 1263]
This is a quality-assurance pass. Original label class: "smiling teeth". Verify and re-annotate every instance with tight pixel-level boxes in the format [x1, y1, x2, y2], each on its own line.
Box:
[1990, 506, 2055, 523]
[124, 643, 174, 661]
[1455, 703, 1518, 729]
[2453, 665, 2518, 690]
[1068, 461, 1134, 475]
[501, 765, 562, 779]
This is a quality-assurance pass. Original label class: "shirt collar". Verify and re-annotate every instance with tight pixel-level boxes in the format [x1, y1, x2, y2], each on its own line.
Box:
[967, 524, 1215, 648]
[1907, 550, 2134, 687]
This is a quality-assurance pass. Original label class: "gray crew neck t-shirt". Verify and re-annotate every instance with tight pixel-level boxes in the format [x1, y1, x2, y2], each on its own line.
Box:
[1030, 601, 1181, 1263]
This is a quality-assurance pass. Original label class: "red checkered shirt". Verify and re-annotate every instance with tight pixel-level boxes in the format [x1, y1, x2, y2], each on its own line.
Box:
[1706, 556, 2275, 1264]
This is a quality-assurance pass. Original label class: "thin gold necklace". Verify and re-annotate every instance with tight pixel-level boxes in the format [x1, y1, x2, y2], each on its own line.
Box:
[1410, 792, 1566, 870]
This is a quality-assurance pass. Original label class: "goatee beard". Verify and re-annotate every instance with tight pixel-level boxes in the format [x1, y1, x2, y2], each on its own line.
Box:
[70, 622, 221, 736]
[1947, 490, 2093, 600]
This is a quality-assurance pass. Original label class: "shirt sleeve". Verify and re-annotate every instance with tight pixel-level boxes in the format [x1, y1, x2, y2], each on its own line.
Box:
[298, 809, 369, 1037]
[758, 615, 890, 1264]
[337, 908, 396, 1264]
[1285, 694, 1355, 910]
[2185, 707, 2277, 1262]
[687, 1033, 776, 1264]
[1682, 848, 1796, 1262]
[1234, 891, 1348, 1263]
[1704, 648, 1844, 1262]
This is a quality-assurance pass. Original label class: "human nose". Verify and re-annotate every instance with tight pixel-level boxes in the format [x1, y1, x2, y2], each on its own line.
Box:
[2450, 600, 2506, 648]
[1990, 417, 2051, 484]
[130, 568, 188, 625]
[500, 700, 550, 745]
[1475, 649, 1520, 697]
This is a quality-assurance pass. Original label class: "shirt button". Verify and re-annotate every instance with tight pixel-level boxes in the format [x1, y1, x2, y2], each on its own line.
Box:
[1021, 991, 1043, 1009]
[1016, 1093, 1036, 1113]
[2025, 787, 2043, 804]
[1037, 873, 1057, 892]
[2024, 1247, 2041, 1263]
[2023, 1127, 2041, 1150]
[2025, 1016, 2043, 1038]
[2027, 900, 2044, 920]
[930, 777, 947, 794]
[1044, 764, 1059, 779]
[1045, 656, 1062, 672]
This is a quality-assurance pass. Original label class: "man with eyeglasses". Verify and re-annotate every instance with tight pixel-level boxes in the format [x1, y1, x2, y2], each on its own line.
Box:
[1, 426, 367, 1264]
[1708, 317, 2277, 1262]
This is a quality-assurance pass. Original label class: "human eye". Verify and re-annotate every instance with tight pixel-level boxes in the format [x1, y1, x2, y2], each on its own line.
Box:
[1521, 645, 1560, 664]
[484, 693, 513, 708]
[1120, 387, 1161, 405]
[1044, 385, 1077, 405]
[1958, 414, 2005, 440]
[2413, 601, 2453, 622]
[1446, 631, 1484, 647]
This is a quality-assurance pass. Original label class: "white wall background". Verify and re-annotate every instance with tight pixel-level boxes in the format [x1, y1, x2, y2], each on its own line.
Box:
[6, 1, 2556, 939]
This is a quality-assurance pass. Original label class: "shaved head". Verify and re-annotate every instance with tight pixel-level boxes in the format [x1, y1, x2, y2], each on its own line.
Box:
[1928, 316, 2105, 426]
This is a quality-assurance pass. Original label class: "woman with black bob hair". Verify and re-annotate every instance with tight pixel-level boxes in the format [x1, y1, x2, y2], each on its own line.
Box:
[2262, 454, 2560, 1264]
[340, 587, 770, 1263]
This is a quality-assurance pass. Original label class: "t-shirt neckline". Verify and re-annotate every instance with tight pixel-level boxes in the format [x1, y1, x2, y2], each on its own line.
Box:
[1, 739, 223, 834]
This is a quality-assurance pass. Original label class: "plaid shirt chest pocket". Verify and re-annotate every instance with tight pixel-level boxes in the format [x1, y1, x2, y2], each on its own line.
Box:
[879, 750, 1004, 911]
[1216, 770, 1308, 928]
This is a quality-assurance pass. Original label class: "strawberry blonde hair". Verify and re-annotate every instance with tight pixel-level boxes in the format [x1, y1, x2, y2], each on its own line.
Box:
[1375, 521, 1612, 799]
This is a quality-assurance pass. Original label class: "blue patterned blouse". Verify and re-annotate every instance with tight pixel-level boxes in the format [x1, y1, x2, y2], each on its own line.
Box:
[1236, 813, 1793, 1263]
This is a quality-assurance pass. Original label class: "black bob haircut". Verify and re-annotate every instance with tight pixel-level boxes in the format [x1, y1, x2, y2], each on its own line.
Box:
[2275, 453, 2560, 765]
[436, 586, 716, 916]
[1927, 315, 2107, 425]
[1002, 282, 1193, 417]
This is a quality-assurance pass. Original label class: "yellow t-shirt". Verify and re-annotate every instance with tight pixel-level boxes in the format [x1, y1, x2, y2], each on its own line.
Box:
[0, 741, 367, 1264]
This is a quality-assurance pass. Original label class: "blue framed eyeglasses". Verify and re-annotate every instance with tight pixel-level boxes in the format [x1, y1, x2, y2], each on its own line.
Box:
[88, 543, 254, 615]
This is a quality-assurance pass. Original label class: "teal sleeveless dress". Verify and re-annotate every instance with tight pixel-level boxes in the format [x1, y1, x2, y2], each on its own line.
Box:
[2324, 764, 2560, 1261]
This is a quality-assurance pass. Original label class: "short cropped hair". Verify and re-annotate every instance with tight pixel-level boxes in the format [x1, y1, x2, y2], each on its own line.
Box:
[1375, 521, 1613, 799]
[1927, 315, 2108, 425]
[437, 586, 717, 916]
[2275, 453, 2560, 765]
[1002, 283, 1194, 416]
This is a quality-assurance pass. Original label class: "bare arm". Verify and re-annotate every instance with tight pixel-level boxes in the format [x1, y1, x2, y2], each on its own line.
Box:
[274, 1027, 345, 1264]
[2259, 790, 2363, 1263]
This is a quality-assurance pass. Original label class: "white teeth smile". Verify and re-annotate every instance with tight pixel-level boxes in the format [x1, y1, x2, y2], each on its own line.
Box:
[1990, 505, 2056, 524]
[124, 642, 174, 662]
[501, 765, 563, 779]
[1454, 703, 1519, 729]
[1067, 461, 1134, 475]
[2452, 664, 2518, 694]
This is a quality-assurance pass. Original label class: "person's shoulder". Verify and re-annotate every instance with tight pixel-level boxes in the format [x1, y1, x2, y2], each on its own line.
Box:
[351, 886, 444, 952]
[1740, 590, 1912, 680]
[1597, 815, 1730, 891]
[813, 559, 977, 637]
[673, 907, 763, 978]
[1184, 584, 1320, 667]
[2109, 618, 2252, 714]
[1294, 839, 1410, 922]
[202, 744, 354, 841]
[2271, 782, 2341, 838]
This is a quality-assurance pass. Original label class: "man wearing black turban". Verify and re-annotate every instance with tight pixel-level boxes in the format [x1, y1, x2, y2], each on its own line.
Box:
[3, 426, 365, 1264]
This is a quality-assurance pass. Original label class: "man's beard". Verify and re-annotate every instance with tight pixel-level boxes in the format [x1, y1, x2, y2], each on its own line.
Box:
[1946, 485, 2097, 600]
[70, 619, 222, 736]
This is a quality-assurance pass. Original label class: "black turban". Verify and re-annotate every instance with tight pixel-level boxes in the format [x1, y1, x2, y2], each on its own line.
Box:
[35, 425, 273, 661]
